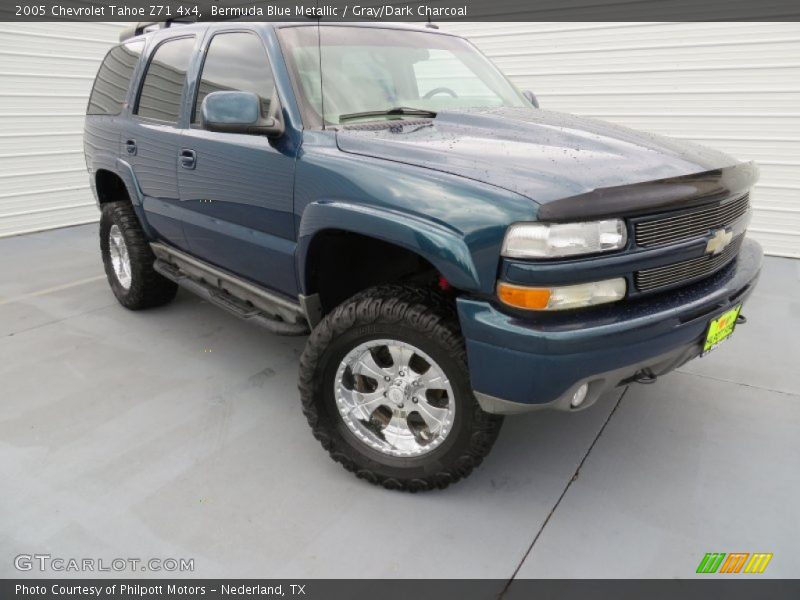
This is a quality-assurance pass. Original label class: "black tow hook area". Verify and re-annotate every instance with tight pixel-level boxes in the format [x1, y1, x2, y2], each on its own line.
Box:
[633, 368, 658, 385]
[737, 314, 748, 324]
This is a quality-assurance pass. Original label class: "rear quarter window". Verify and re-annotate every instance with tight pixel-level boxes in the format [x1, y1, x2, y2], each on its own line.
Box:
[87, 41, 145, 115]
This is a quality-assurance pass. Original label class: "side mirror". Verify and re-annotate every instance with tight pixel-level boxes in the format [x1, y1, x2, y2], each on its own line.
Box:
[201, 91, 284, 138]
[523, 90, 539, 109]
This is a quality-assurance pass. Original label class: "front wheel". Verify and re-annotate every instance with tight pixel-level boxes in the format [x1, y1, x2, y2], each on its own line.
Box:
[298, 285, 503, 491]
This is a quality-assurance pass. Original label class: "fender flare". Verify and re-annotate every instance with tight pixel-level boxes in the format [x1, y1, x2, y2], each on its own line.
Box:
[90, 157, 156, 238]
[296, 201, 483, 294]
[113, 158, 145, 206]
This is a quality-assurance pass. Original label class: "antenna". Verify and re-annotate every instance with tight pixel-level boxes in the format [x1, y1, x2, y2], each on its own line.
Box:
[316, 1, 325, 129]
[425, 16, 439, 29]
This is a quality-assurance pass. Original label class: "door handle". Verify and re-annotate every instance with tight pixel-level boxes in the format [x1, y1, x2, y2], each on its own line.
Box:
[179, 149, 196, 170]
[125, 139, 137, 156]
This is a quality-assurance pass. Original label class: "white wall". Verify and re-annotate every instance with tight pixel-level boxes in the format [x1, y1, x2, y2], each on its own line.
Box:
[1, 22, 798, 258]
[0, 23, 128, 237]
[443, 22, 800, 258]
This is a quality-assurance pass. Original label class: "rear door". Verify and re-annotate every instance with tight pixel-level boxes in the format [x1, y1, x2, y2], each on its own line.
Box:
[177, 30, 298, 296]
[123, 35, 196, 251]
[85, 40, 144, 175]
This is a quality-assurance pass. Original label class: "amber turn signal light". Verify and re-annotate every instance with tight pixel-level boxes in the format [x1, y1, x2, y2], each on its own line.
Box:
[497, 278, 627, 311]
[496, 283, 552, 310]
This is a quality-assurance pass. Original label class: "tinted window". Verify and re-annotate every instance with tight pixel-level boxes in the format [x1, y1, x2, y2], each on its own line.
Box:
[194, 32, 275, 123]
[278, 26, 525, 127]
[87, 41, 144, 115]
[136, 37, 195, 123]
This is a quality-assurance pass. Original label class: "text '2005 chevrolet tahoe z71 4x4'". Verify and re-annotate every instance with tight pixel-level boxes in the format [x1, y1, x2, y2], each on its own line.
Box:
[84, 21, 761, 491]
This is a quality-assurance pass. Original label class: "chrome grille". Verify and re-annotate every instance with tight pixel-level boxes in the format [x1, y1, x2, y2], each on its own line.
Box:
[635, 194, 750, 247]
[635, 235, 744, 292]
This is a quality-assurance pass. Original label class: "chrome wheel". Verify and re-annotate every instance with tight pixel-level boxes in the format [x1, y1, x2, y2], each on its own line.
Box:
[108, 224, 132, 289]
[334, 339, 455, 457]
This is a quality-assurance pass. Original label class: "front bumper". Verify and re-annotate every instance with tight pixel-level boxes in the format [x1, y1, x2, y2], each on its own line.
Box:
[458, 238, 763, 414]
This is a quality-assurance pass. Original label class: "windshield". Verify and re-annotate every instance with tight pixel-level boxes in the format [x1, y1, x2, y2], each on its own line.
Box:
[278, 25, 527, 127]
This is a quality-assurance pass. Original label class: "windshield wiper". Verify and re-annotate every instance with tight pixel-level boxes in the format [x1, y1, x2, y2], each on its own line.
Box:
[338, 107, 437, 123]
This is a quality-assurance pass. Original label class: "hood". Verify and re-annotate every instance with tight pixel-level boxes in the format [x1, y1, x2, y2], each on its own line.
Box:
[336, 107, 751, 217]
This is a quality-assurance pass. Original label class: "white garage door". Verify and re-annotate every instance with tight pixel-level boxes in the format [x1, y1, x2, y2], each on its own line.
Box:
[1, 22, 798, 258]
[0, 23, 127, 237]
[445, 22, 800, 258]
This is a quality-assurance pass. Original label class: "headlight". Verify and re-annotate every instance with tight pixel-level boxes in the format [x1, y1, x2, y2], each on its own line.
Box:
[497, 278, 627, 311]
[502, 220, 627, 259]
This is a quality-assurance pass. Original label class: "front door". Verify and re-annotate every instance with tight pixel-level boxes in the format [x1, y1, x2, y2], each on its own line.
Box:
[177, 31, 298, 297]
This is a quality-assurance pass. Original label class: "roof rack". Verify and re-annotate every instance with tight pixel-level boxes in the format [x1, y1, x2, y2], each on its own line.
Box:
[119, 19, 197, 42]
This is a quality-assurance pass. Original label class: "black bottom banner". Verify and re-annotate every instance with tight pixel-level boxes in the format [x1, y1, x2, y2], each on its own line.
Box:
[4, 579, 800, 600]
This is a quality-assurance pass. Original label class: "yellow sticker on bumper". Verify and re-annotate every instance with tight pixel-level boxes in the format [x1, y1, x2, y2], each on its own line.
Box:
[703, 304, 742, 353]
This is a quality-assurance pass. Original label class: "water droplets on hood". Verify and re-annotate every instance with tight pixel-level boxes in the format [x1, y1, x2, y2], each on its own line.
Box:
[336, 107, 739, 205]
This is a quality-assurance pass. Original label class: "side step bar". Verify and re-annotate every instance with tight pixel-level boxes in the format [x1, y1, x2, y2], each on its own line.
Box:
[150, 242, 309, 336]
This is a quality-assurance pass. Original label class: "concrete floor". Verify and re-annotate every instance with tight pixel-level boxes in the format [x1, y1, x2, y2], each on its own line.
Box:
[0, 224, 798, 581]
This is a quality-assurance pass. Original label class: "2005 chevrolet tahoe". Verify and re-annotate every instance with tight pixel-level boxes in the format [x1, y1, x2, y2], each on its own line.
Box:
[84, 21, 762, 490]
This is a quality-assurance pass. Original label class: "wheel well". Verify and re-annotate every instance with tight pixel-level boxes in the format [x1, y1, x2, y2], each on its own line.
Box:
[305, 230, 441, 314]
[95, 169, 130, 204]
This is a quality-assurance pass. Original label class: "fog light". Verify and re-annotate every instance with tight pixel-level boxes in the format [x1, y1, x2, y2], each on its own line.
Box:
[570, 383, 589, 408]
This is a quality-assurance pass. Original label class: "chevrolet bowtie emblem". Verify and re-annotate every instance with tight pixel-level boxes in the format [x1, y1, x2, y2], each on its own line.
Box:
[706, 228, 733, 255]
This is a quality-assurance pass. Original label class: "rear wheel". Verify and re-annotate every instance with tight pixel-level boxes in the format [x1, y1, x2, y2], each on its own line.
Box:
[299, 285, 503, 491]
[100, 201, 177, 309]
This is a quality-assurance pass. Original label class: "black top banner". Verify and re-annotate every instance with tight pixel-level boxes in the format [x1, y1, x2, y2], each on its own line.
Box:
[2, 0, 800, 22]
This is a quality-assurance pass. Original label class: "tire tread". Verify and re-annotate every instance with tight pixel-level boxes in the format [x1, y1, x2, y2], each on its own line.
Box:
[298, 285, 502, 492]
[100, 201, 177, 309]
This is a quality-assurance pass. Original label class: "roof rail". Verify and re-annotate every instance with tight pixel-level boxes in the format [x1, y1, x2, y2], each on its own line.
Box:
[119, 19, 196, 42]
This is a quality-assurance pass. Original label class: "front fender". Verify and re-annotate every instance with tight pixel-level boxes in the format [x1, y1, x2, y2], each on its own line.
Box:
[297, 201, 481, 293]
[293, 133, 539, 296]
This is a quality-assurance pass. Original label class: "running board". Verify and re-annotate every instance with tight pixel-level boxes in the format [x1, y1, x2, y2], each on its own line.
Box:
[150, 242, 309, 336]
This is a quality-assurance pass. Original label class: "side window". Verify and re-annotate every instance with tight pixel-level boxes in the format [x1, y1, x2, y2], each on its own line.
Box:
[87, 41, 144, 115]
[136, 37, 195, 123]
[194, 32, 276, 123]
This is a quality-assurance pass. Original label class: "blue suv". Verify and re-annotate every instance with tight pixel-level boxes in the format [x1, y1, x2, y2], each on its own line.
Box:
[84, 21, 762, 490]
